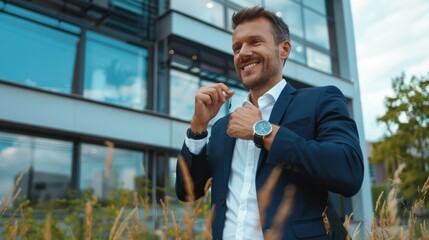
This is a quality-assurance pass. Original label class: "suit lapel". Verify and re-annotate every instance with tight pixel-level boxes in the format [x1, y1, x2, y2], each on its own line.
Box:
[257, 83, 296, 169]
[223, 120, 236, 188]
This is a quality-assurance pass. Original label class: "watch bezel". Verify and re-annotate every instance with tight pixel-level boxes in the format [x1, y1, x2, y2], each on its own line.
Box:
[253, 120, 273, 136]
[253, 120, 272, 148]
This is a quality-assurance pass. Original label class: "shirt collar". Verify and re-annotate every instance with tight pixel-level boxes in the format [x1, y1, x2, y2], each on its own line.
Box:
[242, 79, 287, 107]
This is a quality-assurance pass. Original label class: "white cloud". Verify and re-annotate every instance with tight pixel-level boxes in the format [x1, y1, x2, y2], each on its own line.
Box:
[352, 0, 429, 141]
[405, 58, 429, 76]
[360, 88, 394, 141]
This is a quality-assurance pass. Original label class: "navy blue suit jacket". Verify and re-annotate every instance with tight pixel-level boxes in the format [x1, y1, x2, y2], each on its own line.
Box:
[176, 83, 364, 239]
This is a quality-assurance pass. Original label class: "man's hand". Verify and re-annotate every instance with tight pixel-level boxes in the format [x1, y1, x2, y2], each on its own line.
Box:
[227, 105, 261, 140]
[191, 83, 234, 133]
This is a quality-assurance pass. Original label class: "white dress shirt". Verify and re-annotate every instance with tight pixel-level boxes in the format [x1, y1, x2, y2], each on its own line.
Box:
[185, 80, 287, 240]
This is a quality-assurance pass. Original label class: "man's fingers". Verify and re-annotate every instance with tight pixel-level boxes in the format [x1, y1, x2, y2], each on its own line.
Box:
[196, 83, 235, 108]
[243, 104, 258, 110]
[196, 92, 213, 105]
[216, 87, 226, 103]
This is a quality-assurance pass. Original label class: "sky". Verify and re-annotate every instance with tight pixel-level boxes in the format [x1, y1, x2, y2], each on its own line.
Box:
[350, 0, 429, 142]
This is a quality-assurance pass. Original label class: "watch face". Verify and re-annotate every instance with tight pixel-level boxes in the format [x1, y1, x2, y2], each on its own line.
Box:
[254, 120, 272, 136]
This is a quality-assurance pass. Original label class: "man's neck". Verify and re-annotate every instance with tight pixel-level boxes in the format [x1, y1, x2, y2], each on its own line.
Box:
[249, 78, 283, 107]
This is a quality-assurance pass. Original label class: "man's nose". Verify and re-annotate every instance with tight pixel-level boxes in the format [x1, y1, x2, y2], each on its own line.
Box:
[238, 43, 252, 57]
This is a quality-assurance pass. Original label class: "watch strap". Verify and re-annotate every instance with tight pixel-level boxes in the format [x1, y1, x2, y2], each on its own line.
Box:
[187, 128, 208, 140]
[254, 134, 264, 148]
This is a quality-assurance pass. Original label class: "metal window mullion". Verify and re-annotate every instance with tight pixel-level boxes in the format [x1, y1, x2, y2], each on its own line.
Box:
[72, 29, 86, 95]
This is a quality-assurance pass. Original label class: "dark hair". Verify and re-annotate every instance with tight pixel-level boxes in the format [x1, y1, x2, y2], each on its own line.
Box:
[232, 6, 290, 44]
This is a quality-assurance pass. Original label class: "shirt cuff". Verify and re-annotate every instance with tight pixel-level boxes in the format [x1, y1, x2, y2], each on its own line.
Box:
[185, 134, 207, 155]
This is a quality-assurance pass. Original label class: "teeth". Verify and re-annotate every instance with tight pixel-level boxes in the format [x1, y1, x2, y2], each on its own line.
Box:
[243, 63, 257, 70]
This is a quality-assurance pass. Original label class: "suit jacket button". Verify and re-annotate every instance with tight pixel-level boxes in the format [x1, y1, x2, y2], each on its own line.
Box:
[220, 199, 226, 207]
[279, 159, 286, 167]
[285, 163, 292, 170]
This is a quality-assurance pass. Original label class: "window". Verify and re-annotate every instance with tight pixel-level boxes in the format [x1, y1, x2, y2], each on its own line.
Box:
[289, 39, 306, 64]
[0, 132, 73, 205]
[226, 7, 236, 31]
[303, 8, 330, 50]
[0, 12, 78, 93]
[84, 32, 148, 110]
[307, 47, 332, 73]
[303, 0, 326, 15]
[265, 0, 334, 74]
[79, 143, 145, 199]
[171, 0, 224, 28]
[169, 69, 199, 121]
[228, 0, 262, 8]
[266, 0, 303, 38]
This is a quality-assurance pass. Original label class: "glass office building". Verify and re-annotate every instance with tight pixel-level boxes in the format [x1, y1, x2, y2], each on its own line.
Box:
[0, 0, 372, 232]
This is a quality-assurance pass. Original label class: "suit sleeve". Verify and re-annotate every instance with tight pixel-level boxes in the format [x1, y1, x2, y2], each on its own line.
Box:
[176, 142, 211, 202]
[267, 86, 364, 197]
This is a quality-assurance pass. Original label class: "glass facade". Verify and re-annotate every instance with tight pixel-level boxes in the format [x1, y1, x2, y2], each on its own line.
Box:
[0, 131, 149, 205]
[169, 69, 199, 121]
[266, 0, 333, 73]
[0, 12, 78, 93]
[170, 0, 334, 74]
[80, 143, 145, 199]
[229, 0, 263, 8]
[307, 47, 332, 73]
[171, 0, 224, 28]
[303, 8, 330, 50]
[0, 132, 73, 205]
[0, 5, 149, 110]
[84, 32, 148, 110]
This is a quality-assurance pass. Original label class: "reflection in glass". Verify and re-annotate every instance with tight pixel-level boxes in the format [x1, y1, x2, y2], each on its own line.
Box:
[80, 143, 145, 199]
[171, 0, 224, 28]
[170, 69, 199, 121]
[289, 40, 306, 64]
[226, 7, 236, 31]
[303, 0, 326, 15]
[307, 47, 332, 73]
[266, 0, 303, 37]
[229, 0, 262, 8]
[304, 9, 330, 50]
[0, 13, 78, 93]
[169, 157, 177, 193]
[84, 32, 148, 110]
[0, 132, 72, 205]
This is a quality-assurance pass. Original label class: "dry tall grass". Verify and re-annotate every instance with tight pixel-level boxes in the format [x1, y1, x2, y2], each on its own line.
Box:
[1, 154, 428, 239]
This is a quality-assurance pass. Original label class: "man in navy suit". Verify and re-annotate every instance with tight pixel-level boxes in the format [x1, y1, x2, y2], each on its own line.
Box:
[176, 6, 363, 240]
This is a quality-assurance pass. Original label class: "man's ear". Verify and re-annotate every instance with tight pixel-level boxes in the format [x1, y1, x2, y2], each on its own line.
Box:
[279, 40, 291, 62]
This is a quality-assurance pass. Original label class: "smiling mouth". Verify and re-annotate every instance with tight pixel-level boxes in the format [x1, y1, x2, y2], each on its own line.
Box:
[241, 62, 259, 71]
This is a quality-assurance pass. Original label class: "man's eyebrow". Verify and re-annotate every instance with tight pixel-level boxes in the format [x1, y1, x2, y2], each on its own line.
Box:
[248, 35, 265, 41]
[233, 35, 264, 46]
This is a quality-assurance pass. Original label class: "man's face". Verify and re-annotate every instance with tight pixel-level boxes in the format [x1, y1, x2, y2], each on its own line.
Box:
[232, 17, 286, 90]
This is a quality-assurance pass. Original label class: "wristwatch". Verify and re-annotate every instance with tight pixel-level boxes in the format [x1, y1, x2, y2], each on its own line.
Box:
[253, 120, 272, 148]
[186, 128, 208, 140]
